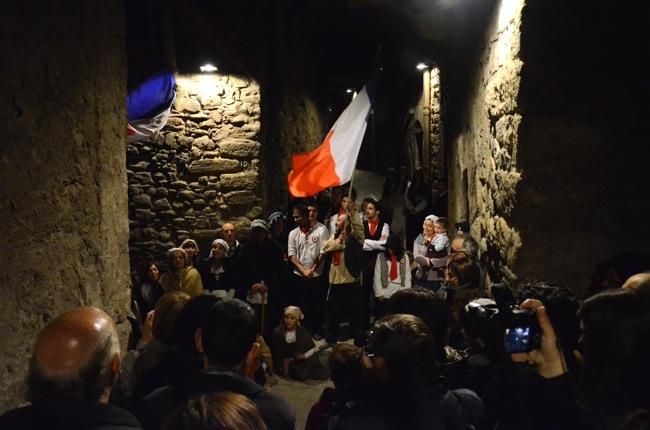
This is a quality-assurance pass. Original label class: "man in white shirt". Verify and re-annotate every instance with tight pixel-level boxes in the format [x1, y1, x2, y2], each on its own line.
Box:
[287, 203, 329, 338]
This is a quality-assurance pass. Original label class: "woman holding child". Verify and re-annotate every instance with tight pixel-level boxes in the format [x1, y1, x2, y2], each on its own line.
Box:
[413, 215, 450, 291]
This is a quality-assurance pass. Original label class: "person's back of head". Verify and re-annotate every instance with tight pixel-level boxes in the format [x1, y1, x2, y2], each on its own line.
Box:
[579, 288, 650, 415]
[201, 299, 258, 369]
[163, 392, 267, 430]
[622, 272, 650, 292]
[367, 314, 436, 387]
[329, 343, 363, 394]
[27, 306, 120, 403]
[173, 295, 220, 356]
[387, 288, 448, 363]
[154, 291, 191, 345]
[447, 252, 480, 289]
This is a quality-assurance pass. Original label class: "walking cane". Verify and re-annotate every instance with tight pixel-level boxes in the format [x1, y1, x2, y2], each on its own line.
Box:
[259, 280, 267, 337]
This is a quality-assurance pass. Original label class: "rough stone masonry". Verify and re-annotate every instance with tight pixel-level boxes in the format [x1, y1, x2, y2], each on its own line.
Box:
[127, 74, 263, 279]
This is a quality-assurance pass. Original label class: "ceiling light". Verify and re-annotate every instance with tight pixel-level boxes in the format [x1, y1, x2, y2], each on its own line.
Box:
[346, 88, 353, 93]
[200, 64, 218, 73]
[416, 62, 429, 70]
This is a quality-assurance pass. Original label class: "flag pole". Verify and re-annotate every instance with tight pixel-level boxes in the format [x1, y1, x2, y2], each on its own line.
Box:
[344, 166, 357, 234]
[347, 170, 355, 200]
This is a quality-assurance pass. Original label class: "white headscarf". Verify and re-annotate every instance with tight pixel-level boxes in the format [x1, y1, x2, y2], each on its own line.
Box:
[209, 239, 230, 258]
[424, 214, 439, 223]
[283, 306, 304, 324]
[180, 238, 199, 254]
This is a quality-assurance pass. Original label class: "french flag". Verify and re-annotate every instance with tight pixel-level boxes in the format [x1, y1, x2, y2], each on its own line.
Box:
[288, 79, 377, 197]
[126, 70, 176, 143]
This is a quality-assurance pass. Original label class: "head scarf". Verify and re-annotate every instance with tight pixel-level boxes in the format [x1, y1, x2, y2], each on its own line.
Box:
[167, 247, 188, 265]
[250, 219, 270, 232]
[180, 238, 199, 254]
[209, 239, 230, 258]
[267, 211, 286, 226]
[424, 214, 439, 224]
[283, 306, 304, 325]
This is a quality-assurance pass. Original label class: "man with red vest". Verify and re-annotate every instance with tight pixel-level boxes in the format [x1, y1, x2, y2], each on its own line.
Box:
[361, 198, 389, 336]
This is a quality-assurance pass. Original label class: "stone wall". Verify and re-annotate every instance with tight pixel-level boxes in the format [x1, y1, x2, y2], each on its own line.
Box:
[509, 1, 650, 294]
[261, 89, 326, 210]
[449, 0, 650, 293]
[0, 1, 129, 411]
[429, 67, 443, 180]
[449, 0, 525, 284]
[127, 74, 262, 276]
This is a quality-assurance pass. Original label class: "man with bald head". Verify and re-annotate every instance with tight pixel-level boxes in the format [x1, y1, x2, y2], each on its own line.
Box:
[221, 222, 240, 258]
[622, 272, 650, 291]
[0, 306, 141, 429]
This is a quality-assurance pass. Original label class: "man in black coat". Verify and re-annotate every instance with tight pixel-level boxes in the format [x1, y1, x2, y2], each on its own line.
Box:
[0, 306, 141, 430]
[140, 299, 295, 430]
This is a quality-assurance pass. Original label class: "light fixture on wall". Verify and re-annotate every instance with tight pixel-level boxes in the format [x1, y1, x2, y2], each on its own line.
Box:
[416, 62, 429, 71]
[346, 88, 353, 93]
[200, 63, 218, 73]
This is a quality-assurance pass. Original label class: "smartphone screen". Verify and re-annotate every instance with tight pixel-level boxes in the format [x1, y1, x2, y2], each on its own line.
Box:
[504, 326, 534, 353]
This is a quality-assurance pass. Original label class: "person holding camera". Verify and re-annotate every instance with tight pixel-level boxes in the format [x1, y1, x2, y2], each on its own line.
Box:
[479, 285, 650, 430]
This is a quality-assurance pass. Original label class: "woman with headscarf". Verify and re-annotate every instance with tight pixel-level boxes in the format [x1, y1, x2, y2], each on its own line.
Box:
[199, 239, 233, 293]
[271, 306, 329, 381]
[179, 238, 200, 268]
[413, 214, 447, 291]
[159, 247, 204, 297]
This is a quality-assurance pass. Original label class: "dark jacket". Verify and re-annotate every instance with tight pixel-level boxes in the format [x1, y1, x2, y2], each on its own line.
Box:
[230, 239, 285, 300]
[330, 380, 484, 430]
[0, 398, 141, 430]
[139, 368, 295, 430]
[198, 257, 236, 292]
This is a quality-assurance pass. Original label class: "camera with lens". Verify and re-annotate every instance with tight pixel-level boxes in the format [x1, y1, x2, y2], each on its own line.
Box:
[463, 284, 541, 357]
